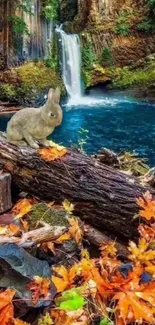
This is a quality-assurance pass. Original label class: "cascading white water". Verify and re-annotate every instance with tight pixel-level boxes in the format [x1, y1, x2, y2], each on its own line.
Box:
[56, 26, 82, 101]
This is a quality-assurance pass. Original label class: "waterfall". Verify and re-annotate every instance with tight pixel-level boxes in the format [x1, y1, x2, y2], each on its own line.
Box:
[56, 26, 82, 100]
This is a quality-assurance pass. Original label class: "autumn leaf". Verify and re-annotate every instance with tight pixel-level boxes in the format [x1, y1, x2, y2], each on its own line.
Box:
[41, 241, 55, 254]
[51, 308, 89, 325]
[138, 224, 155, 242]
[0, 289, 15, 325]
[8, 224, 20, 234]
[0, 225, 9, 235]
[128, 238, 155, 265]
[114, 291, 155, 324]
[54, 232, 71, 243]
[27, 276, 51, 304]
[48, 140, 66, 151]
[145, 264, 155, 277]
[68, 217, 83, 243]
[136, 191, 155, 221]
[37, 312, 53, 325]
[38, 147, 67, 162]
[100, 241, 117, 258]
[62, 200, 74, 214]
[135, 281, 155, 306]
[12, 198, 34, 219]
[52, 265, 69, 293]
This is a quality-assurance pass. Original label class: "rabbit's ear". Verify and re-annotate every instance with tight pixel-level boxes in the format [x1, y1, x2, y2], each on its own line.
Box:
[54, 87, 61, 103]
[48, 88, 54, 102]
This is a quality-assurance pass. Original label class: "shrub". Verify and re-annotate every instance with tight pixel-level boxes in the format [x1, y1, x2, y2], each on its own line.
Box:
[100, 47, 114, 66]
[113, 10, 131, 36]
[81, 43, 97, 69]
[0, 84, 17, 101]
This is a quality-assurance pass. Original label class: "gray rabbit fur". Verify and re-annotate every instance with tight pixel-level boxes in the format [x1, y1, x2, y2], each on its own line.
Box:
[6, 87, 62, 149]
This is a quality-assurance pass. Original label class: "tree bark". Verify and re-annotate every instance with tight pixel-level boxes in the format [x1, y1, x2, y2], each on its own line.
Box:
[0, 172, 12, 213]
[0, 133, 152, 241]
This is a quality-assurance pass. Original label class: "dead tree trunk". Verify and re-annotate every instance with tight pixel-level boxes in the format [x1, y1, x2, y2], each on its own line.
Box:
[0, 133, 152, 241]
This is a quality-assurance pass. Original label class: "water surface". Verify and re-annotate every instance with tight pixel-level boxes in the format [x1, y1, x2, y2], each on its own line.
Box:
[1, 91, 155, 166]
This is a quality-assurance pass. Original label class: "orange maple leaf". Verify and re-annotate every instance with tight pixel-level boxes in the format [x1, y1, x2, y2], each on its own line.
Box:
[12, 198, 35, 219]
[52, 265, 69, 293]
[114, 291, 155, 324]
[99, 241, 117, 258]
[136, 191, 155, 221]
[68, 217, 83, 243]
[138, 223, 155, 242]
[135, 281, 155, 306]
[0, 289, 15, 325]
[38, 147, 67, 162]
[27, 276, 51, 304]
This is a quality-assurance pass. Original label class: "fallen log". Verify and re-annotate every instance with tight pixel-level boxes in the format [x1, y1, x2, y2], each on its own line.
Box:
[0, 133, 152, 241]
[83, 224, 128, 257]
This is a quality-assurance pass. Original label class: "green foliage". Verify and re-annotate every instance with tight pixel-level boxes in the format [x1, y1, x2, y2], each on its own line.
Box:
[0, 62, 64, 104]
[137, 0, 155, 31]
[101, 47, 114, 66]
[41, 0, 59, 20]
[7, 0, 33, 36]
[147, 0, 155, 13]
[100, 318, 114, 325]
[137, 19, 155, 31]
[82, 43, 97, 69]
[7, 15, 30, 35]
[111, 65, 155, 89]
[113, 10, 131, 36]
[56, 289, 86, 311]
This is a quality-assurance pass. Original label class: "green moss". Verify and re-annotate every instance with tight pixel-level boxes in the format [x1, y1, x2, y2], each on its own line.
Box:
[29, 203, 69, 228]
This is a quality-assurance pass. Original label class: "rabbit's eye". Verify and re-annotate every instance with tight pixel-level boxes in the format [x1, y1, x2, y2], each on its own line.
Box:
[50, 112, 55, 117]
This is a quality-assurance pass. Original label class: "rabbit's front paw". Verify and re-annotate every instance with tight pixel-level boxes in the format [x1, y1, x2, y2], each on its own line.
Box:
[31, 142, 39, 149]
[40, 139, 49, 147]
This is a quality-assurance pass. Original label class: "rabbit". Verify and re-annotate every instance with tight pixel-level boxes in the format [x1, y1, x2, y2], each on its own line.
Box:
[6, 87, 63, 149]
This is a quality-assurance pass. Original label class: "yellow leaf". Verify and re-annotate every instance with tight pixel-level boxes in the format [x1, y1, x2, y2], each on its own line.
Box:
[12, 198, 34, 219]
[62, 200, 74, 214]
[48, 140, 66, 151]
[68, 217, 83, 243]
[0, 226, 9, 235]
[52, 266, 69, 293]
[54, 232, 71, 243]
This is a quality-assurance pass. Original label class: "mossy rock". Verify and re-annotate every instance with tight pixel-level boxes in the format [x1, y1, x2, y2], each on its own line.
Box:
[0, 61, 65, 106]
[29, 203, 69, 228]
